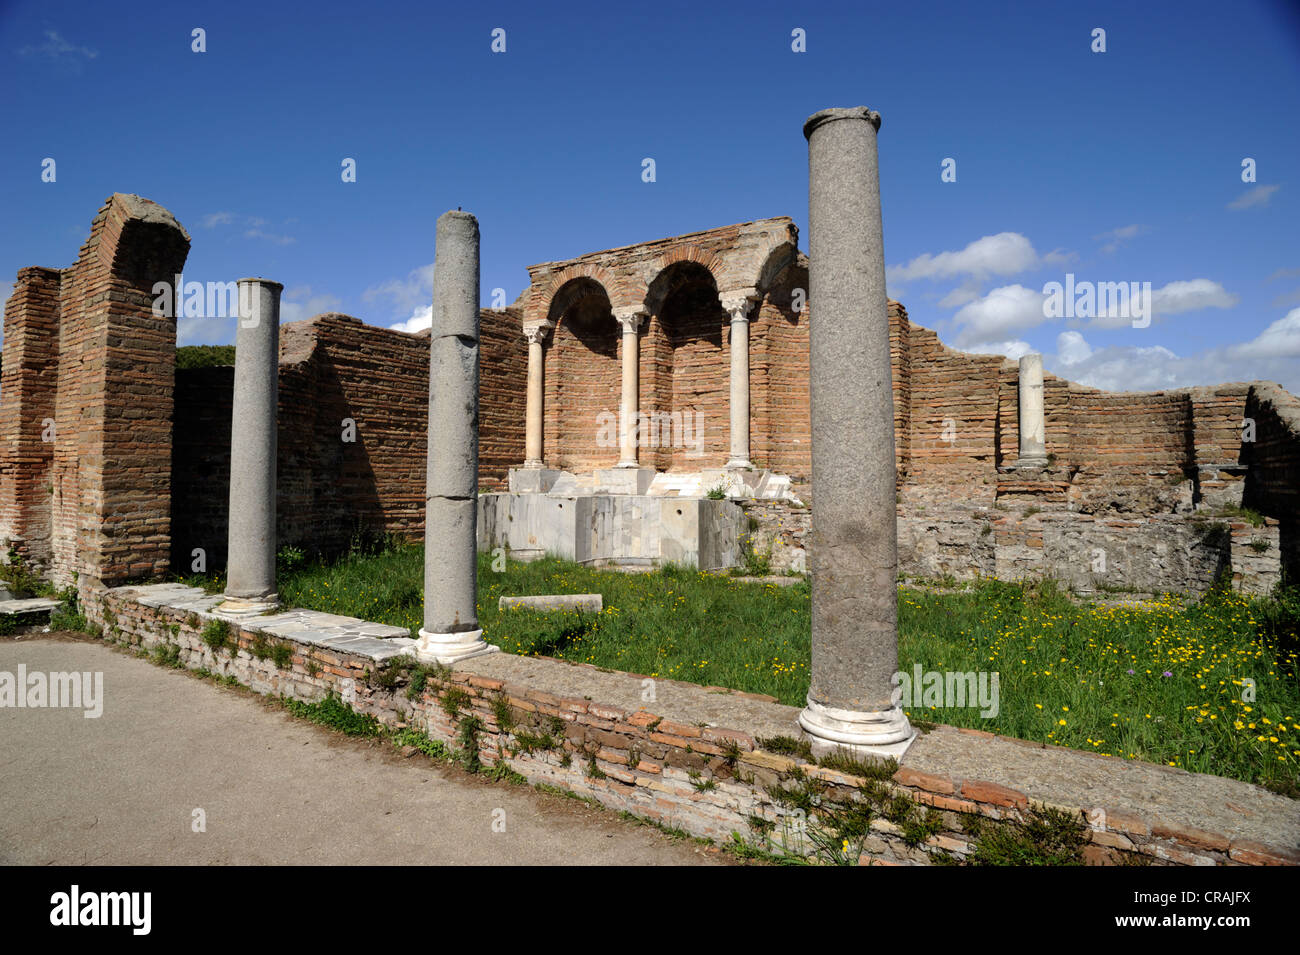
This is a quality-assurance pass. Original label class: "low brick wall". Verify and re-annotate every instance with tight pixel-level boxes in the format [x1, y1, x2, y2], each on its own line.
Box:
[82, 583, 1299, 867]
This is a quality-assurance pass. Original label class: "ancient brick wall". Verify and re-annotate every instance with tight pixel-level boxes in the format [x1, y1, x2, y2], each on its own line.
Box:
[659, 270, 729, 469]
[1242, 382, 1300, 583]
[172, 308, 526, 566]
[0, 194, 190, 590]
[170, 365, 234, 570]
[543, 296, 620, 472]
[900, 315, 1004, 503]
[0, 267, 62, 568]
[751, 258, 810, 482]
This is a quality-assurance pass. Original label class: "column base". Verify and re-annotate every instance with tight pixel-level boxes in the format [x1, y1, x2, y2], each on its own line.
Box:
[1012, 455, 1049, 468]
[509, 467, 561, 494]
[724, 458, 755, 470]
[594, 467, 655, 495]
[411, 628, 499, 665]
[798, 696, 916, 761]
[215, 594, 280, 617]
[522, 459, 545, 469]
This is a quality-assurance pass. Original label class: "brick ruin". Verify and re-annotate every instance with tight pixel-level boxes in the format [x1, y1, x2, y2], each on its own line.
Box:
[1, 194, 1297, 595]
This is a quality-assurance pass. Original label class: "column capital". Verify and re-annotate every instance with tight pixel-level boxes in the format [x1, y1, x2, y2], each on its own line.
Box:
[720, 289, 758, 322]
[613, 307, 648, 333]
[523, 321, 553, 345]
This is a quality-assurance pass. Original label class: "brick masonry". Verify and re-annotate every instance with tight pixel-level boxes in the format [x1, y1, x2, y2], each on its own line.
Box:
[2, 199, 1296, 593]
[84, 582, 1300, 867]
[0, 194, 190, 589]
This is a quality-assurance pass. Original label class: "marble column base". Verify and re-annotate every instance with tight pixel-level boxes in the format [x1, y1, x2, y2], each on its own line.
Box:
[509, 467, 561, 494]
[798, 696, 916, 761]
[1012, 455, 1048, 468]
[411, 628, 499, 665]
[215, 594, 280, 617]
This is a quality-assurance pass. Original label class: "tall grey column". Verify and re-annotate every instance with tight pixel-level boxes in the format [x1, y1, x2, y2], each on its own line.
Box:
[721, 291, 756, 469]
[799, 107, 913, 759]
[614, 308, 646, 468]
[222, 278, 281, 612]
[413, 211, 496, 664]
[1015, 353, 1048, 467]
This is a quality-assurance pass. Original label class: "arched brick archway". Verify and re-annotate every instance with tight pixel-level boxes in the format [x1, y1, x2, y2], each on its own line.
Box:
[542, 277, 620, 471]
[641, 262, 729, 470]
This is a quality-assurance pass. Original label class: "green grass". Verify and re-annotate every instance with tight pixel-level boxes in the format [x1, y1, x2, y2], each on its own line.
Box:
[236, 542, 1300, 791]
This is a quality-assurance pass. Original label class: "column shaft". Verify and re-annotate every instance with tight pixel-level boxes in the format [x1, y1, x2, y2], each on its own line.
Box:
[723, 295, 755, 468]
[799, 106, 912, 757]
[417, 210, 494, 663]
[523, 326, 547, 467]
[1016, 353, 1048, 466]
[224, 278, 281, 605]
[617, 313, 643, 467]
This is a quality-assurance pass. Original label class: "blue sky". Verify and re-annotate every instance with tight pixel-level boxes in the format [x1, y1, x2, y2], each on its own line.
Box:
[3, 0, 1298, 392]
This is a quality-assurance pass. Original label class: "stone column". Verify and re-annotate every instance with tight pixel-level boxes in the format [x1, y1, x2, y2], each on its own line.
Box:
[1015, 353, 1048, 467]
[799, 107, 913, 759]
[721, 291, 757, 470]
[522, 321, 552, 468]
[615, 308, 646, 468]
[413, 210, 496, 664]
[222, 278, 282, 612]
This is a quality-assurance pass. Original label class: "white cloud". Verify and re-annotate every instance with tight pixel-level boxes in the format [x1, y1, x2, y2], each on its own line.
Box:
[1225, 307, 1300, 360]
[1042, 312, 1300, 394]
[1150, 278, 1237, 316]
[961, 339, 1034, 360]
[364, 263, 436, 323]
[389, 306, 432, 334]
[1093, 223, 1147, 255]
[197, 212, 296, 245]
[1056, 330, 1093, 365]
[176, 315, 233, 347]
[280, 287, 340, 324]
[951, 284, 1048, 347]
[888, 232, 1062, 283]
[1270, 287, 1300, 309]
[1227, 185, 1280, 210]
[1077, 277, 1237, 330]
[19, 29, 97, 62]
[937, 282, 981, 308]
[244, 227, 296, 246]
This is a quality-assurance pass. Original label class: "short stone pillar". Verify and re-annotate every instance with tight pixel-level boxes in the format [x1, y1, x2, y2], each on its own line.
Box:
[799, 107, 914, 759]
[522, 321, 553, 468]
[413, 211, 496, 664]
[614, 308, 646, 468]
[221, 278, 282, 613]
[1015, 353, 1049, 467]
[722, 291, 757, 469]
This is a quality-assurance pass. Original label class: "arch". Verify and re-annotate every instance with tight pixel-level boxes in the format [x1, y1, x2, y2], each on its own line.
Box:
[532, 263, 620, 322]
[753, 241, 800, 302]
[542, 277, 620, 471]
[640, 261, 729, 470]
[641, 245, 725, 315]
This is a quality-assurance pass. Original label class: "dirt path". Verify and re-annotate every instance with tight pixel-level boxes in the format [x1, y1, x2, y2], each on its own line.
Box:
[0, 635, 732, 865]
